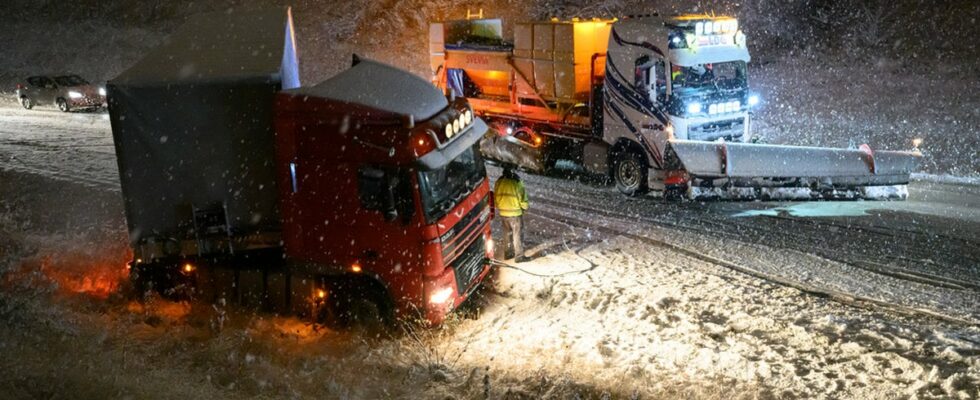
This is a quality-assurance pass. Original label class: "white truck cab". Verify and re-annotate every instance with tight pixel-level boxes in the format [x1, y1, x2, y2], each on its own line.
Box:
[663, 16, 754, 142]
[607, 15, 755, 147]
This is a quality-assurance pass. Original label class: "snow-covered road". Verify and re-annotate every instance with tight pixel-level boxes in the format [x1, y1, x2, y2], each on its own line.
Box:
[0, 101, 118, 188]
[1, 100, 978, 398]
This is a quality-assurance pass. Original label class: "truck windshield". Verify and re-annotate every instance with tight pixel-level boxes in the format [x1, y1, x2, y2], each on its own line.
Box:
[418, 145, 486, 222]
[670, 61, 746, 95]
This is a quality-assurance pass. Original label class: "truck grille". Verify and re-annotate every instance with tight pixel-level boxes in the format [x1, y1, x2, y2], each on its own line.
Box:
[452, 235, 487, 293]
[441, 197, 489, 261]
[689, 117, 745, 141]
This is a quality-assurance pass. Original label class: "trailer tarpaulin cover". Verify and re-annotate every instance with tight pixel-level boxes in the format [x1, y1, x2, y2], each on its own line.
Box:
[287, 58, 448, 121]
[107, 8, 299, 250]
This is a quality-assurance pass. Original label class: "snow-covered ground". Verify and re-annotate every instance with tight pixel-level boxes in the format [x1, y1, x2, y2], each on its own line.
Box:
[1, 119, 978, 398]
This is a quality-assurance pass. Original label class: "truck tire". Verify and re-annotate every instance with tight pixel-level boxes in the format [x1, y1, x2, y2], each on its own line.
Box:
[614, 151, 648, 196]
[20, 96, 33, 110]
[57, 98, 70, 112]
[347, 297, 387, 334]
[542, 152, 559, 173]
[323, 295, 388, 333]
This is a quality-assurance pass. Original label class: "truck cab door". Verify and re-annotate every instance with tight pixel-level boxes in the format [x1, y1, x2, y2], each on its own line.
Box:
[633, 56, 669, 169]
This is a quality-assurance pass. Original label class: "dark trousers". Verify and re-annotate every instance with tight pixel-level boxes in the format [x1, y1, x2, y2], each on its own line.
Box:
[501, 216, 524, 259]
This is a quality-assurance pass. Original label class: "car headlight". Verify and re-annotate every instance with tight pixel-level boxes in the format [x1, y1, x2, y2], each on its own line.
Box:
[68, 91, 83, 99]
[98, 87, 106, 96]
[748, 94, 760, 107]
[686, 102, 702, 114]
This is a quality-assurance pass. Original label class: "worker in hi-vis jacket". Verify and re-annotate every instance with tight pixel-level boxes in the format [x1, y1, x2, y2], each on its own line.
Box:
[494, 166, 530, 262]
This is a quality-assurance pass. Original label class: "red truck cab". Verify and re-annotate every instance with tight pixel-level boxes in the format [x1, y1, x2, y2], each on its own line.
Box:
[275, 59, 494, 324]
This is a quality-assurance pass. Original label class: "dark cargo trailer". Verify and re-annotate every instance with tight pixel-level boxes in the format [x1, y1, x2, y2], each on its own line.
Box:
[107, 8, 300, 261]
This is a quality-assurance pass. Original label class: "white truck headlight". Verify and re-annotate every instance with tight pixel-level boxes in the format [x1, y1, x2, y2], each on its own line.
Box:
[68, 91, 83, 99]
[429, 286, 454, 305]
[748, 94, 760, 107]
[98, 87, 106, 96]
[686, 102, 702, 114]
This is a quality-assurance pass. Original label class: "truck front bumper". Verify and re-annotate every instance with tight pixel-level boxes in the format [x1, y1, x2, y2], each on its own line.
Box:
[422, 259, 493, 325]
[672, 114, 749, 142]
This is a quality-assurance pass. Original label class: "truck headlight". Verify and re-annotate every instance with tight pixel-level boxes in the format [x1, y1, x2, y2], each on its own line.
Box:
[686, 102, 702, 114]
[98, 87, 106, 96]
[748, 94, 760, 107]
[68, 91, 83, 99]
[429, 286, 454, 305]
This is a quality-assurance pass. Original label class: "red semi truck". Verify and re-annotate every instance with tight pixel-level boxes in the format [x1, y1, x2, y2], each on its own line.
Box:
[108, 9, 493, 325]
[274, 59, 495, 324]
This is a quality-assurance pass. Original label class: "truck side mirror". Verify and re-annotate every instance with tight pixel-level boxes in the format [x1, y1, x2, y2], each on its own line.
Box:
[383, 174, 400, 222]
[648, 64, 665, 104]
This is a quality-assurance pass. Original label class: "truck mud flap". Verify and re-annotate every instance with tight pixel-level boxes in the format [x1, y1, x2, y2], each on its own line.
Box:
[668, 140, 921, 188]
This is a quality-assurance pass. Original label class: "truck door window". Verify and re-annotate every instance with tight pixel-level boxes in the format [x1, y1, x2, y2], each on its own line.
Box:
[358, 167, 387, 211]
[634, 55, 652, 94]
[358, 167, 414, 221]
[635, 56, 664, 104]
[653, 61, 667, 103]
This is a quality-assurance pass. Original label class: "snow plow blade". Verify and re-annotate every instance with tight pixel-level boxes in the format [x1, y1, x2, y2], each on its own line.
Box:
[668, 140, 921, 200]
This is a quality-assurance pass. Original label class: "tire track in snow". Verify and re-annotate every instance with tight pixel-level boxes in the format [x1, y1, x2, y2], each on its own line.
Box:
[529, 188, 980, 292]
[527, 198, 980, 327]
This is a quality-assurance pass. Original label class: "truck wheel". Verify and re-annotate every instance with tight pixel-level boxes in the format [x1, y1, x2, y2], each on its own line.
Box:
[347, 297, 386, 334]
[57, 98, 70, 112]
[321, 291, 390, 333]
[542, 153, 559, 174]
[614, 151, 648, 196]
[20, 97, 33, 110]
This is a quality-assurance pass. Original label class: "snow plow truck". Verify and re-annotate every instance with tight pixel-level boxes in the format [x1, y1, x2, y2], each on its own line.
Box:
[108, 9, 494, 326]
[429, 15, 921, 200]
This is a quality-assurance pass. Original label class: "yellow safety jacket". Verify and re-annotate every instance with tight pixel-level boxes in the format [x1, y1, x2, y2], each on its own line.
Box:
[494, 177, 528, 217]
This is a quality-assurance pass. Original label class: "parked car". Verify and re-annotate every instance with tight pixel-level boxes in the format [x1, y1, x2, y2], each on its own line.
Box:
[15, 74, 106, 112]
